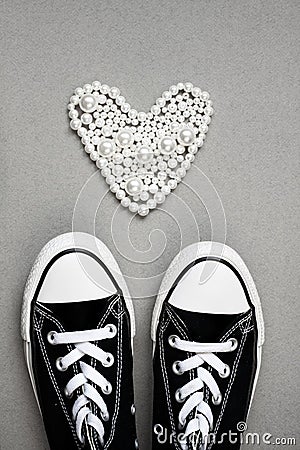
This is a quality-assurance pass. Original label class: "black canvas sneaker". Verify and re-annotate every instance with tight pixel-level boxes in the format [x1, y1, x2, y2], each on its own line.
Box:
[21, 232, 138, 450]
[151, 242, 264, 450]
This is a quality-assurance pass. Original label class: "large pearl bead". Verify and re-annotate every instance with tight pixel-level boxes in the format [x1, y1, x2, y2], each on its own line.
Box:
[97, 139, 116, 157]
[116, 129, 134, 148]
[177, 128, 196, 146]
[136, 146, 153, 164]
[159, 136, 176, 154]
[125, 177, 143, 196]
[79, 94, 97, 113]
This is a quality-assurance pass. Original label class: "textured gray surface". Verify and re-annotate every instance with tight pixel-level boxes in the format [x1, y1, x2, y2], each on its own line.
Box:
[0, 0, 299, 449]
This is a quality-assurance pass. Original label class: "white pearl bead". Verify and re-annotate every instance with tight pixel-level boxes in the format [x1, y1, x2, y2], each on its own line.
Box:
[138, 204, 149, 217]
[125, 177, 143, 196]
[136, 146, 153, 164]
[169, 85, 178, 96]
[168, 158, 177, 169]
[109, 87, 120, 99]
[116, 95, 125, 105]
[110, 183, 119, 193]
[97, 139, 116, 157]
[177, 128, 196, 146]
[81, 113, 93, 125]
[70, 119, 81, 130]
[79, 94, 97, 113]
[201, 91, 210, 101]
[70, 95, 79, 105]
[121, 197, 131, 208]
[161, 185, 171, 195]
[83, 84, 92, 93]
[113, 165, 124, 177]
[96, 158, 107, 169]
[140, 191, 149, 201]
[176, 168, 186, 178]
[129, 109, 137, 119]
[188, 144, 198, 154]
[77, 127, 87, 137]
[184, 82, 193, 92]
[69, 110, 78, 119]
[85, 144, 94, 153]
[92, 81, 101, 90]
[98, 94, 107, 104]
[168, 179, 177, 189]
[100, 84, 109, 94]
[149, 184, 158, 194]
[154, 192, 166, 204]
[129, 202, 138, 213]
[151, 105, 160, 115]
[147, 199, 157, 209]
[75, 87, 84, 97]
[116, 129, 134, 148]
[106, 175, 115, 185]
[116, 190, 126, 200]
[159, 136, 176, 154]
[192, 87, 201, 97]
[138, 112, 147, 122]
[102, 125, 112, 137]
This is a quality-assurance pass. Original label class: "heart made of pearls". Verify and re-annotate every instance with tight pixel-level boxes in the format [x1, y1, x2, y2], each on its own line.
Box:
[68, 82, 213, 216]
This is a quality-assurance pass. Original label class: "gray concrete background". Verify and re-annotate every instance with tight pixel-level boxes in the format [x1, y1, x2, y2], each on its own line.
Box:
[0, 1, 299, 448]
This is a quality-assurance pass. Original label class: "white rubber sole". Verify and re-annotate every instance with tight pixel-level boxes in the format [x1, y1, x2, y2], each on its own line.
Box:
[151, 241, 264, 413]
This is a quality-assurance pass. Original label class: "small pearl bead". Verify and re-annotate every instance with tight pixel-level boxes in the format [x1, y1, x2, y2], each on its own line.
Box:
[129, 202, 138, 213]
[138, 112, 147, 122]
[116, 129, 134, 148]
[110, 183, 119, 193]
[92, 81, 101, 90]
[161, 185, 171, 195]
[97, 139, 116, 157]
[69, 110, 78, 119]
[138, 204, 149, 217]
[79, 94, 97, 113]
[149, 184, 158, 194]
[85, 144, 94, 153]
[109, 87, 120, 98]
[154, 192, 166, 204]
[136, 146, 153, 164]
[96, 158, 107, 169]
[177, 128, 195, 146]
[121, 197, 131, 208]
[81, 113, 93, 125]
[116, 190, 126, 200]
[140, 191, 149, 201]
[147, 199, 157, 209]
[70, 119, 81, 130]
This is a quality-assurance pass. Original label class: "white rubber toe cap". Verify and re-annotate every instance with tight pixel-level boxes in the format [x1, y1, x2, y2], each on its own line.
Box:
[38, 251, 117, 304]
[168, 259, 250, 314]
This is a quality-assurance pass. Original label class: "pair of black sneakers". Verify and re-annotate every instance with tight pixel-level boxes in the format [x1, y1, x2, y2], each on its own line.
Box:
[21, 233, 264, 450]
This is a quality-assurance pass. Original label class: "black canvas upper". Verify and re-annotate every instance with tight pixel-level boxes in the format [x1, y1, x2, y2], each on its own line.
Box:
[152, 259, 259, 450]
[29, 251, 137, 450]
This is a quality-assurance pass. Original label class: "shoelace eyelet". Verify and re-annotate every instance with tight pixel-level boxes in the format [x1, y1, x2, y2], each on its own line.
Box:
[212, 393, 222, 405]
[228, 338, 238, 351]
[172, 360, 183, 375]
[168, 335, 179, 347]
[47, 331, 57, 345]
[56, 357, 67, 372]
[175, 389, 185, 403]
[102, 353, 114, 367]
[102, 383, 112, 395]
[105, 324, 117, 337]
[219, 364, 230, 378]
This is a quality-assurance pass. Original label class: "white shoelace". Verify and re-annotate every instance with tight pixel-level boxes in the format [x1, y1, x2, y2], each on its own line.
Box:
[168, 335, 238, 450]
[48, 325, 117, 445]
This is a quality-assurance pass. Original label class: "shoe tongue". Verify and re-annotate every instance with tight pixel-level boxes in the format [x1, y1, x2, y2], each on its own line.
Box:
[168, 303, 249, 342]
[38, 294, 118, 331]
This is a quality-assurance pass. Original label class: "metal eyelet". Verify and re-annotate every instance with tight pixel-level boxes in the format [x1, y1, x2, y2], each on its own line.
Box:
[219, 364, 230, 378]
[135, 438, 139, 449]
[212, 393, 222, 405]
[172, 361, 183, 375]
[154, 424, 163, 435]
[56, 357, 67, 372]
[101, 411, 109, 422]
[228, 338, 238, 351]
[102, 353, 114, 367]
[105, 324, 117, 337]
[175, 389, 184, 403]
[64, 387, 73, 398]
[168, 335, 179, 347]
[131, 404, 136, 415]
[102, 383, 112, 395]
[47, 331, 57, 345]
